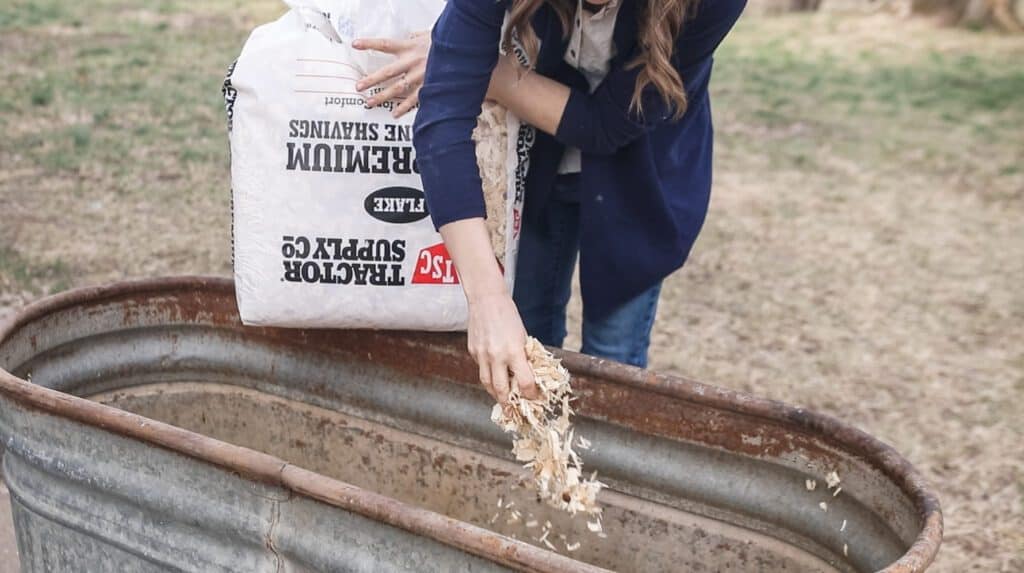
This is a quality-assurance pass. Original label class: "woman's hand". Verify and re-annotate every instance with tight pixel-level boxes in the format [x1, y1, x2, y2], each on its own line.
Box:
[467, 292, 539, 404]
[353, 31, 431, 118]
[438, 219, 539, 404]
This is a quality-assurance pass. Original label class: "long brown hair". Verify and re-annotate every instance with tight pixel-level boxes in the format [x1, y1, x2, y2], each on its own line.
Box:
[504, 0, 695, 120]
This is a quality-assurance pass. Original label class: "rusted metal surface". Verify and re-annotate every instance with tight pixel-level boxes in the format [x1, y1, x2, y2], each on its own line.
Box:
[0, 276, 942, 572]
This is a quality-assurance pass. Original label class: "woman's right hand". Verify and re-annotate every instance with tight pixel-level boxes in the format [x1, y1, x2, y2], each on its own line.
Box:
[467, 292, 539, 404]
[438, 219, 539, 403]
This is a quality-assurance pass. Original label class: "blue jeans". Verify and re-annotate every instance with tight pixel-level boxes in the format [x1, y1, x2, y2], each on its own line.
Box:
[512, 174, 662, 368]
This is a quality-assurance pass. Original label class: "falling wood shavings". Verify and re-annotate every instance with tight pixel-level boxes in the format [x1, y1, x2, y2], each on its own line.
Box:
[840, 519, 847, 532]
[843, 543, 849, 557]
[826, 470, 841, 489]
[819, 501, 828, 512]
[805, 479, 817, 491]
[566, 541, 581, 552]
[490, 337, 605, 527]
[833, 487, 843, 497]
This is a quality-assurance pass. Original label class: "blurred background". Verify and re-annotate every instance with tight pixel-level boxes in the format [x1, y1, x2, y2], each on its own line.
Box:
[0, 0, 1021, 571]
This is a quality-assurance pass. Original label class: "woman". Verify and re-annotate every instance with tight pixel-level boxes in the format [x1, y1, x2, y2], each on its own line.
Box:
[354, 0, 746, 403]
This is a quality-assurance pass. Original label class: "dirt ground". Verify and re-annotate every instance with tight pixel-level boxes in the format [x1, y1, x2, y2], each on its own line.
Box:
[0, 1, 1021, 571]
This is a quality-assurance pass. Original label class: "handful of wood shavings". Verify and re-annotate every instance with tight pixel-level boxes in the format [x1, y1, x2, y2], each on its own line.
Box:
[490, 337, 605, 528]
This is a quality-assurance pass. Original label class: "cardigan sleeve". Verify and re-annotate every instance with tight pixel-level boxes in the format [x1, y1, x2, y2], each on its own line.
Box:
[412, 0, 508, 230]
[555, 0, 747, 156]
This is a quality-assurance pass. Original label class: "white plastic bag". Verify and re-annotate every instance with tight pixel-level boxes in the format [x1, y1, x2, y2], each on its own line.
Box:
[225, 0, 531, 330]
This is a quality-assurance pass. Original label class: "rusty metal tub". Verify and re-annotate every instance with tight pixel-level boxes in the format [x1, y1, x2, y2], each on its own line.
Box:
[0, 277, 941, 572]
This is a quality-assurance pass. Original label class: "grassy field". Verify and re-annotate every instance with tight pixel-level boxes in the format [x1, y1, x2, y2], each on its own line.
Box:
[1, 1, 1022, 570]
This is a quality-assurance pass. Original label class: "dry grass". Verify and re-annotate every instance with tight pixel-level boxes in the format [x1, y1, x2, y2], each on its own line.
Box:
[1, 2, 1022, 571]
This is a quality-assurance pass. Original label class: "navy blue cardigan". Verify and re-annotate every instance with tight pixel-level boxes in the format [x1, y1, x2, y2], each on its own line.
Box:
[413, 0, 746, 318]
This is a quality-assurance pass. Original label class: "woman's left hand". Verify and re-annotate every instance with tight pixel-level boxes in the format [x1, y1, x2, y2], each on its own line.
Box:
[353, 31, 431, 118]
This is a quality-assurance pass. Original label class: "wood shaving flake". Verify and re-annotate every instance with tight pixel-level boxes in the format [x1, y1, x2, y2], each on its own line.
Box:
[566, 541, 581, 552]
[843, 543, 849, 557]
[833, 487, 843, 497]
[805, 479, 817, 491]
[840, 519, 847, 532]
[490, 337, 605, 524]
[819, 501, 828, 512]
[826, 470, 841, 489]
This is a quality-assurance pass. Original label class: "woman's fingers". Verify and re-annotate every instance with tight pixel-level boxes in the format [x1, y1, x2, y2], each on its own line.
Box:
[351, 37, 409, 55]
[357, 58, 411, 93]
[366, 78, 408, 107]
[510, 352, 540, 400]
[392, 91, 419, 118]
[390, 67, 425, 117]
[478, 361, 498, 402]
[490, 360, 512, 405]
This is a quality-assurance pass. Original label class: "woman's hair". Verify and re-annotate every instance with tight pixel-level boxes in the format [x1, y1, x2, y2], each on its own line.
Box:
[504, 0, 695, 120]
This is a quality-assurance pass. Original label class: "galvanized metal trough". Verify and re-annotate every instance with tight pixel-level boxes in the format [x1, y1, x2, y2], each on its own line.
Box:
[0, 277, 941, 572]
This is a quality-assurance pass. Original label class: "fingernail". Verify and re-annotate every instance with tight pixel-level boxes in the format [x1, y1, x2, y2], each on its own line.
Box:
[352, 39, 363, 48]
[356, 81, 365, 90]
[367, 98, 376, 106]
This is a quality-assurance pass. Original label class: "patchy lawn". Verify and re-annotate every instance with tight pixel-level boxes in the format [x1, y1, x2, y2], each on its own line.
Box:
[1, 2, 1022, 571]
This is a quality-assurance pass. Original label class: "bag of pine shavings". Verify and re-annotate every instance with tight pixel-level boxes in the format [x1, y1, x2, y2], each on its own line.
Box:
[491, 337, 605, 531]
[226, 0, 533, 330]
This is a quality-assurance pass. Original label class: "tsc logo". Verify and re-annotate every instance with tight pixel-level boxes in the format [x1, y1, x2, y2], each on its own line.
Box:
[364, 186, 429, 224]
[412, 243, 460, 285]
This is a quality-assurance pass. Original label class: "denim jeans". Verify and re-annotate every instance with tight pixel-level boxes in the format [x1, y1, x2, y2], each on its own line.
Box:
[512, 174, 663, 368]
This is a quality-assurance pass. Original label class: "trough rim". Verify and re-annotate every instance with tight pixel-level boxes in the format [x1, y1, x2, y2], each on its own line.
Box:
[0, 276, 942, 573]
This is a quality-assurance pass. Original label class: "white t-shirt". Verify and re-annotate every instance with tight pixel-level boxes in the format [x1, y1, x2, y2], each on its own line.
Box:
[557, 0, 622, 174]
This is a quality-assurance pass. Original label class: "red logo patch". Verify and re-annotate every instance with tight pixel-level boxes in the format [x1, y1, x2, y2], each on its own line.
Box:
[412, 243, 460, 285]
[513, 208, 522, 240]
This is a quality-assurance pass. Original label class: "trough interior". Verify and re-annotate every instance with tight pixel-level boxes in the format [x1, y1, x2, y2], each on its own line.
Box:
[89, 380, 841, 573]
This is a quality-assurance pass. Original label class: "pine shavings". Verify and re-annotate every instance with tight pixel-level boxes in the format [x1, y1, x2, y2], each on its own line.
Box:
[819, 501, 828, 512]
[490, 337, 605, 534]
[472, 102, 511, 266]
[826, 470, 841, 489]
[805, 479, 817, 491]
